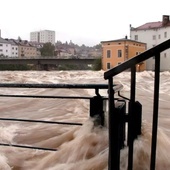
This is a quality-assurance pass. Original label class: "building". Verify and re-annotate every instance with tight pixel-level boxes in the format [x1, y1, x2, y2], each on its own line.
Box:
[130, 15, 170, 71]
[10, 39, 40, 58]
[29, 41, 43, 56]
[30, 31, 39, 42]
[30, 30, 55, 44]
[0, 37, 18, 57]
[101, 37, 146, 71]
[6, 39, 18, 57]
[0, 37, 12, 57]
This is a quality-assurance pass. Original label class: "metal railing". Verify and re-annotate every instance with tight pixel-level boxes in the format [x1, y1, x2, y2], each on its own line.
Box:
[104, 38, 170, 170]
[0, 83, 122, 152]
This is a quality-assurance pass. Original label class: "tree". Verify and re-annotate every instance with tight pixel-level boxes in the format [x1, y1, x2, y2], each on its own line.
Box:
[40, 43, 55, 56]
[93, 43, 102, 49]
[92, 58, 102, 71]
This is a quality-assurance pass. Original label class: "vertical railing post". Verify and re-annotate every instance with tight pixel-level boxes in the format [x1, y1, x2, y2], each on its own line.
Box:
[108, 78, 120, 170]
[90, 95, 105, 126]
[128, 65, 136, 170]
[150, 53, 160, 170]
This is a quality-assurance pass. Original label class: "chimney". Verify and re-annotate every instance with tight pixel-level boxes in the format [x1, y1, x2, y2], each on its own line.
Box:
[125, 35, 128, 39]
[162, 15, 169, 26]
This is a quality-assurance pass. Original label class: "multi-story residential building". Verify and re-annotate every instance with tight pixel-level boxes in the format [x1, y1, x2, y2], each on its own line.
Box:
[130, 15, 170, 71]
[11, 39, 40, 58]
[6, 39, 18, 57]
[30, 31, 40, 42]
[101, 37, 146, 71]
[0, 37, 18, 57]
[29, 41, 43, 56]
[30, 30, 55, 44]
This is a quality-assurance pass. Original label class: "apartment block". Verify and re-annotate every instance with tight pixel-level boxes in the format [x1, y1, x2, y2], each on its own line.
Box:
[130, 15, 170, 71]
[30, 30, 55, 44]
[101, 37, 146, 71]
[0, 37, 18, 57]
[30, 31, 40, 42]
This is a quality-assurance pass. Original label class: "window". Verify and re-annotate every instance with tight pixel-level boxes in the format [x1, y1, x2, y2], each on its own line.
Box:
[153, 35, 156, 40]
[164, 53, 167, 58]
[0, 49, 2, 52]
[107, 50, 111, 58]
[6, 50, 8, 52]
[164, 32, 167, 38]
[0, 44, 2, 46]
[16, 47, 17, 50]
[107, 63, 111, 69]
[136, 52, 139, 55]
[134, 35, 138, 41]
[118, 50, 122, 57]
[118, 62, 121, 65]
[158, 35, 161, 39]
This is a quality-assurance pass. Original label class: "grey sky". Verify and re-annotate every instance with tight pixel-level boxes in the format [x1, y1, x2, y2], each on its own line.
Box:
[0, 0, 169, 46]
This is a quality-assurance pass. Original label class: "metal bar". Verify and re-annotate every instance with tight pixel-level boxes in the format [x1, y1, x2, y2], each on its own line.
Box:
[108, 78, 120, 170]
[128, 66, 136, 170]
[0, 94, 92, 100]
[0, 83, 119, 90]
[0, 118, 82, 126]
[0, 143, 57, 151]
[118, 91, 130, 101]
[150, 53, 160, 170]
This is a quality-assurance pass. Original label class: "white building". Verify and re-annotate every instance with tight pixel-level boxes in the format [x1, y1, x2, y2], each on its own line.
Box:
[130, 15, 170, 71]
[30, 30, 55, 44]
[30, 31, 39, 42]
[0, 38, 18, 57]
[7, 39, 18, 57]
[0, 37, 12, 57]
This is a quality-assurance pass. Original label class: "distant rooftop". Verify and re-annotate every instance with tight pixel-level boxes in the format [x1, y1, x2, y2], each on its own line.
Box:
[131, 15, 170, 30]
[101, 37, 146, 44]
[0, 37, 9, 44]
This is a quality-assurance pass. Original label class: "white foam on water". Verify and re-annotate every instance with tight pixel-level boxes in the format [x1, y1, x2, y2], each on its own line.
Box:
[0, 70, 169, 169]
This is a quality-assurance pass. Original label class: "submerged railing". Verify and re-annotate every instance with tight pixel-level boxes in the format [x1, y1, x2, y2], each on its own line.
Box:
[104, 39, 170, 170]
[0, 83, 122, 152]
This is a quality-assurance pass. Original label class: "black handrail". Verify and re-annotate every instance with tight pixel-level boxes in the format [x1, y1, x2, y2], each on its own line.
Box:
[104, 38, 170, 170]
[0, 83, 123, 152]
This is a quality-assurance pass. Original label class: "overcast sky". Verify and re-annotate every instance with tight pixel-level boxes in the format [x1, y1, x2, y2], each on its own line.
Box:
[0, 0, 169, 46]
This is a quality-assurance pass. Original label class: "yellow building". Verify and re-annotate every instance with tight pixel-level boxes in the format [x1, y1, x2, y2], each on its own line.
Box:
[101, 37, 146, 71]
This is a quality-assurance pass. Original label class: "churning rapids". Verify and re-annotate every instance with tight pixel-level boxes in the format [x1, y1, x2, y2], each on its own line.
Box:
[0, 70, 169, 170]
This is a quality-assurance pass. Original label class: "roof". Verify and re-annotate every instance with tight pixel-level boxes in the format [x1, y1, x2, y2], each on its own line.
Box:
[131, 21, 170, 30]
[0, 37, 9, 44]
[101, 38, 146, 44]
[5, 39, 18, 45]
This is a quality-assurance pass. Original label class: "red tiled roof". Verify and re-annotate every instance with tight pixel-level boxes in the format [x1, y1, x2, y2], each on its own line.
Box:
[133, 21, 170, 30]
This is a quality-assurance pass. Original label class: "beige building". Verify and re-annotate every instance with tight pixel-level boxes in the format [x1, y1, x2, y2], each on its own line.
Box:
[13, 40, 40, 58]
[101, 37, 146, 71]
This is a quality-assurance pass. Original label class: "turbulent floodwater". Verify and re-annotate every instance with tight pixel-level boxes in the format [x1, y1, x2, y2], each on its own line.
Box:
[0, 70, 170, 170]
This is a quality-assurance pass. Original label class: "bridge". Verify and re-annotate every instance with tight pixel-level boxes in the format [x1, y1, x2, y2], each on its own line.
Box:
[0, 57, 96, 65]
[0, 57, 97, 70]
